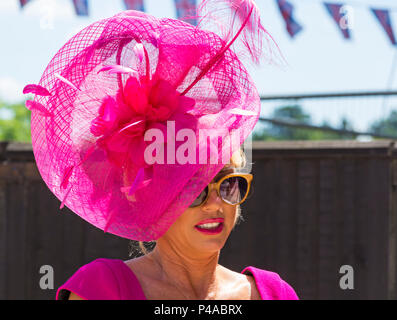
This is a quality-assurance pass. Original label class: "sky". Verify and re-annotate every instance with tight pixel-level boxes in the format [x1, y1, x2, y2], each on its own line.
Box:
[0, 0, 396, 133]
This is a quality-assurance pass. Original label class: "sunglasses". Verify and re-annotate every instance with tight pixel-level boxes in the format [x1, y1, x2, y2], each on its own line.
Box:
[189, 173, 253, 208]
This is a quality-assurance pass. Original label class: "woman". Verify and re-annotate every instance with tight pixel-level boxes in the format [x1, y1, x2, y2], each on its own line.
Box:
[58, 151, 298, 300]
[23, 1, 297, 300]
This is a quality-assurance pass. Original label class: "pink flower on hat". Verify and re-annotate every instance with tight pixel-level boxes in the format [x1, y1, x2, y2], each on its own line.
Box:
[89, 74, 196, 168]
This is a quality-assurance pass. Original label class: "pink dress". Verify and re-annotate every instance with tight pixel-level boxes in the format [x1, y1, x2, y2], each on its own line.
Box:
[56, 258, 299, 300]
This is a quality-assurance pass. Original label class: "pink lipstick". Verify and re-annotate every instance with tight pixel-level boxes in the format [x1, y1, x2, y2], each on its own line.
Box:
[195, 218, 224, 235]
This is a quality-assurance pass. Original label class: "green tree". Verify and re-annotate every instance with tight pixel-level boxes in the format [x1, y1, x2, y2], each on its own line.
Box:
[253, 104, 356, 141]
[370, 110, 397, 138]
[268, 104, 312, 140]
[308, 118, 357, 140]
[0, 100, 31, 142]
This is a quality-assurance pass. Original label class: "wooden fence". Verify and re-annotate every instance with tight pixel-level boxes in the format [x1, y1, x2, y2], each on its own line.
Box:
[1, 140, 396, 299]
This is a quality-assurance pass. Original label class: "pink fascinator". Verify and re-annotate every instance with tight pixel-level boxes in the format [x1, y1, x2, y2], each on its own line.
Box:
[23, 0, 279, 241]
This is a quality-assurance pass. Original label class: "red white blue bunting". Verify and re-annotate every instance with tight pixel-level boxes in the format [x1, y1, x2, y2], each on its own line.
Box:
[123, 0, 145, 12]
[174, 0, 197, 26]
[72, 0, 89, 16]
[15, 0, 397, 46]
[276, 0, 303, 38]
[371, 8, 396, 46]
[324, 3, 352, 40]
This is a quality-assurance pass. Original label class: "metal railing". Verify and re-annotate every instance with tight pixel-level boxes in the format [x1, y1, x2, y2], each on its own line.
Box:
[257, 90, 397, 140]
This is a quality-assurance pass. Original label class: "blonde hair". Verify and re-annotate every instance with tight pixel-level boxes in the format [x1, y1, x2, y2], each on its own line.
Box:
[230, 147, 247, 170]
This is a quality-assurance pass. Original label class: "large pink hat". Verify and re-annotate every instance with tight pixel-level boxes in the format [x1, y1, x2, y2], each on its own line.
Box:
[23, 0, 279, 241]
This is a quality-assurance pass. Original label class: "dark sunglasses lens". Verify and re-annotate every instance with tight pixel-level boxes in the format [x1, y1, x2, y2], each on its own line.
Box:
[190, 186, 208, 207]
[220, 176, 248, 205]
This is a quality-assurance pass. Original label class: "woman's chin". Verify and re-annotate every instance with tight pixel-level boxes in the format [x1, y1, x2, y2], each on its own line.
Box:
[189, 232, 229, 253]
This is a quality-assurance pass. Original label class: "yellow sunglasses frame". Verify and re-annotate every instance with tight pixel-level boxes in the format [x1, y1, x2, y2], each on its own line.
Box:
[190, 173, 253, 207]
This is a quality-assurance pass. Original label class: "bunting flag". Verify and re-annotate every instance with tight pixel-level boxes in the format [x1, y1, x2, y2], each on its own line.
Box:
[324, 3, 351, 39]
[123, 0, 145, 11]
[19, 0, 32, 8]
[174, 0, 197, 26]
[276, 0, 303, 38]
[15, 0, 397, 46]
[371, 8, 396, 46]
[72, 0, 89, 16]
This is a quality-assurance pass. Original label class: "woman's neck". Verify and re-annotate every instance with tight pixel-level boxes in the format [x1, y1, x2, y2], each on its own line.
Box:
[146, 241, 222, 299]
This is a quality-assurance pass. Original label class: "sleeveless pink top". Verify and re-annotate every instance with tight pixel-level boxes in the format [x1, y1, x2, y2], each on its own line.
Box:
[56, 258, 299, 300]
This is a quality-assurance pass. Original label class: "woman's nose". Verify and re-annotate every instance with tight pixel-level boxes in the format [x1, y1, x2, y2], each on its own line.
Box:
[201, 189, 222, 211]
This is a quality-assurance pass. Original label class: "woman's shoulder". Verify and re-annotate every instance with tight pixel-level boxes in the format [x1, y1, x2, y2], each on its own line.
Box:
[56, 258, 146, 300]
[56, 258, 119, 300]
[241, 266, 299, 300]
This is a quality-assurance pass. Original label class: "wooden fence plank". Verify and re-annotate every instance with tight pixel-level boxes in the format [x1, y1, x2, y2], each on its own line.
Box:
[354, 159, 370, 299]
[6, 179, 27, 299]
[276, 159, 298, 290]
[296, 159, 318, 299]
[367, 158, 389, 299]
[317, 159, 338, 299]
[0, 178, 7, 299]
[337, 158, 358, 299]
[388, 160, 397, 299]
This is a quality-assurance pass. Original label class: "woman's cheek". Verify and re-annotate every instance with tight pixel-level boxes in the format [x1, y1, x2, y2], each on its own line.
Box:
[224, 205, 238, 232]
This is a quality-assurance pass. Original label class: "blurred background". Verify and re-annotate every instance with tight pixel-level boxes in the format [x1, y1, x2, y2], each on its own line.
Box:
[1, 0, 397, 300]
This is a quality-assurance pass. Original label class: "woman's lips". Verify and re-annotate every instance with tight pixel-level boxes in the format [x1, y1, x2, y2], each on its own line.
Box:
[195, 218, 224, 226]
[195, 218, 224, 235]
